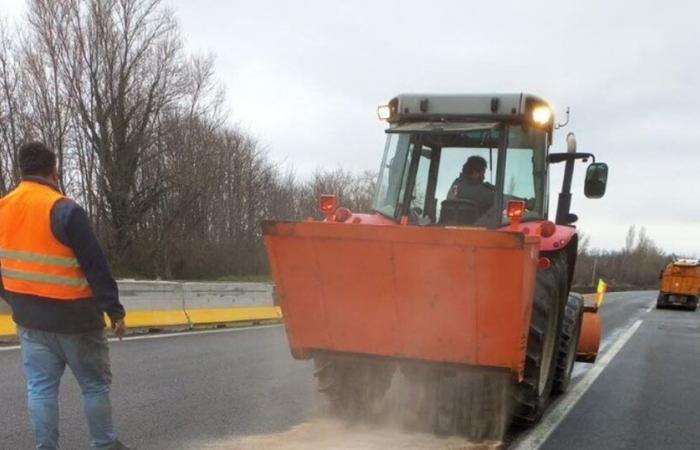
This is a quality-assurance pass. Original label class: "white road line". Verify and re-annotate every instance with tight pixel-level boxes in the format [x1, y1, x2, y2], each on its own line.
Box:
[512, 318, 644, 450]
[646, 304, 654, 313]
[0, 345, 20, 352]
[0, 324, 283, 353]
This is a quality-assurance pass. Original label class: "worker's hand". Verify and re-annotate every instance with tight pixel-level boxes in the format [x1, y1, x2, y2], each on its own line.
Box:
[112, 318, 127, 341]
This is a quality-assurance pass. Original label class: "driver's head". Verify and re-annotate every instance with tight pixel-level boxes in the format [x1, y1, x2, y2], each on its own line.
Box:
[463, 156, 487, 182]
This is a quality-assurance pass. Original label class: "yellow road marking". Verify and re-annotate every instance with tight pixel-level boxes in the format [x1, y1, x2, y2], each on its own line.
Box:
[186, 307, 282, 325]
[0, 315, 16, 337]
[122, 310, 190, 328]
[0, 307, 283, 337]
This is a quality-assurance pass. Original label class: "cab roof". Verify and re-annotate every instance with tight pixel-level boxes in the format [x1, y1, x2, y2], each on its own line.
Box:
[387, 93, 552, 124]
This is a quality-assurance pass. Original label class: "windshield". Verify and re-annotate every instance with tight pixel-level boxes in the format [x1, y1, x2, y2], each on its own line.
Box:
[501, 125, 548, 223]
[373, 133, 414, 218]
[372, 124, 548, 227]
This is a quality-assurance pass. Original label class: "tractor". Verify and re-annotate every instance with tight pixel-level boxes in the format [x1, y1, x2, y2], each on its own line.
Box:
[262, 93, 608, 440]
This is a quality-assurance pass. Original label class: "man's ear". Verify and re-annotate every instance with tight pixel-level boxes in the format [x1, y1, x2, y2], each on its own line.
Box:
[50, 167, 60, 184]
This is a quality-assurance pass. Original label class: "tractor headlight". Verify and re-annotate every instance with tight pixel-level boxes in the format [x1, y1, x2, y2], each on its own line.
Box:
[377, 105, 392, 120]
[377, 98, 399, 122]
[532, 106, 552, 125]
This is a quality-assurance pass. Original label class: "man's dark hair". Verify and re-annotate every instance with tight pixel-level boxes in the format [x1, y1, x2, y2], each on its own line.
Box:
[19, 142, 56, 177]
[463, 155, 487, 175]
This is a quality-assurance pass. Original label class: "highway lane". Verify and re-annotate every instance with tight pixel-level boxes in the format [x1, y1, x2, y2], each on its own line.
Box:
[0, 291, 670, 449]
[538, 294, 700, 450]
[569, 291, 654, 380]
[0, 326, 315, 450]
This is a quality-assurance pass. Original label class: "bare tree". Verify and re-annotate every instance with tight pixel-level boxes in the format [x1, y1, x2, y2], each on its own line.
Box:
[24, 0, 187, 263]
[2, 0, 381, 280]
[22, 3, 75, 192]
[297, 167, 377, 220]
[624, 225, 636, 254]
[0, 17, 25, 193]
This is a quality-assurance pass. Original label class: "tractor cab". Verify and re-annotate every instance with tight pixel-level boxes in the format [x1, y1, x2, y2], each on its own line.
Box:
[372, 93, 607, 229]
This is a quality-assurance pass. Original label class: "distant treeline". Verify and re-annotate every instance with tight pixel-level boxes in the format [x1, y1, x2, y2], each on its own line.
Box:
[0, 0, 375, 279]
[573, 226, 674, 292]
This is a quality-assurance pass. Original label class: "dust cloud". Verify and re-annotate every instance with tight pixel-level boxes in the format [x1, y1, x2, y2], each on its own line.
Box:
[220, 418, 501, 449]
[190, 367, 511, 450]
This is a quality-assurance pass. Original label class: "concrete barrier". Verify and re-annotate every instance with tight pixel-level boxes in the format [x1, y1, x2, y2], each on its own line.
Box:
[0, 281, 279, 338]
[183, 282, 281, 324]
[117, 280, 190, 328]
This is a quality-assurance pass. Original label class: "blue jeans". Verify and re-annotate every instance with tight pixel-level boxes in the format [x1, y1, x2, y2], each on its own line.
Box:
[19, 326, 118, 450]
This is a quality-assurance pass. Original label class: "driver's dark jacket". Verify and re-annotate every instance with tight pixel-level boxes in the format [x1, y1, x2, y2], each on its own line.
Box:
[447, 176, 495, 214]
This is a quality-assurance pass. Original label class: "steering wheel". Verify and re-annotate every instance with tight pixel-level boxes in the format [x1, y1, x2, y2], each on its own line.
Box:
[439, 198, 480, 225]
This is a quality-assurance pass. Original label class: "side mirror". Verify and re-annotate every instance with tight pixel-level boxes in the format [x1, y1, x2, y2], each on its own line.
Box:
[584, 162, 608, 198]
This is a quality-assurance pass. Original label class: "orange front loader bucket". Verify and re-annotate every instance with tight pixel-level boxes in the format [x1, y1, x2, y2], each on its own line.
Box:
[263, 221, 540, 379]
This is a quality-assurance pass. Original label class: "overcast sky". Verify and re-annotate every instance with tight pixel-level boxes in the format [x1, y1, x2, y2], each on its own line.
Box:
[4, 0, 699, 254]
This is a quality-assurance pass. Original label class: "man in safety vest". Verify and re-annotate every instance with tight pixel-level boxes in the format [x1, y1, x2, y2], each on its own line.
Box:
[0, 142, 129, 450]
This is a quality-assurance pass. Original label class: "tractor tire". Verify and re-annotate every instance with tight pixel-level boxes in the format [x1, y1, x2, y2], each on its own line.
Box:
[552, 293, 584, 394]
[687, 296, 698, 312]
[513, 252, 566, 424]
[313, 353, 395, 421]
[398, 364, 510, 442]
[433, 368, 510, 441]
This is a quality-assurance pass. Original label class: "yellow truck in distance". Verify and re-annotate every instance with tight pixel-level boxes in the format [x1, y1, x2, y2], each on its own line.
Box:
[657, 259, 700, 311]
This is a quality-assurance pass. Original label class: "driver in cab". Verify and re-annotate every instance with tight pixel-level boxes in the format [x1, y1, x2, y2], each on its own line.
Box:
[446, 155, 495, 216]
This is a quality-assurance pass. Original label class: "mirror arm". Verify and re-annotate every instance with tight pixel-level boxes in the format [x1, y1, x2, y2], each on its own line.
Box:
[547, 152, 596, 164]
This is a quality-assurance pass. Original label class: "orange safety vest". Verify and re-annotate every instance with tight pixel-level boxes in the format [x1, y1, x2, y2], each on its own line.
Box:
[0, 181, 93, 300]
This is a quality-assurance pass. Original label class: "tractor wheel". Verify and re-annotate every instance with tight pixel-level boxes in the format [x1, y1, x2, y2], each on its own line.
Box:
[687, 296, 698, 312]
[513, 253, 566, 424]
[434, 368, 511, 442]
[398, 364, 510, 442]
[313, 353, 395, 421]
[552, 293, 584, 394]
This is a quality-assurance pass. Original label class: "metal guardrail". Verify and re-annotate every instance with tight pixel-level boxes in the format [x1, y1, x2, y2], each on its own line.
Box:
[0, 280, 280, 337]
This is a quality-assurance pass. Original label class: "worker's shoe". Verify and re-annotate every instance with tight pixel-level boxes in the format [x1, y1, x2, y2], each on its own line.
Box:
[108, 440, 133, 450]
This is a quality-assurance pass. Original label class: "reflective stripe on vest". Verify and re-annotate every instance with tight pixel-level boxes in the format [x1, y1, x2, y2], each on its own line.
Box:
[0, 250, 80, 268]
[1, 267, 90, 288]
[0, 181, 93, 300]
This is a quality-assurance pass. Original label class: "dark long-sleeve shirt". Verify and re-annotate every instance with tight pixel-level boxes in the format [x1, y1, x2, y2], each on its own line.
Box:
[447, 176, 496, 214]
[0, 177, 125, 333]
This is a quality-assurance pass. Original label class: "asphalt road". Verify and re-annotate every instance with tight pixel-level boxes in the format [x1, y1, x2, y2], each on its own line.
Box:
[0, 326, 316, 450]
[539, 292, 700, 450]
[1, 290, 697, 449]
